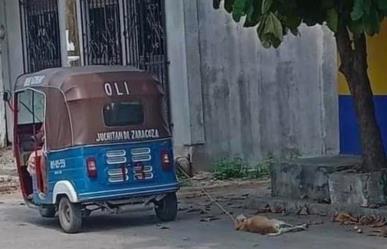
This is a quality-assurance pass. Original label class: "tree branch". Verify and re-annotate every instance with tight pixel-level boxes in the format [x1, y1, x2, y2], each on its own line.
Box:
[336, 24, 354, 77]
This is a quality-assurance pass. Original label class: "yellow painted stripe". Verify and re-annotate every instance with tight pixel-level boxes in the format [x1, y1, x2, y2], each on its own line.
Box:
[338, 20, 387, 95]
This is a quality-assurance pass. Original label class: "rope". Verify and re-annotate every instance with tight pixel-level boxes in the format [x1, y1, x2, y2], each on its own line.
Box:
[179, 169, 237, 224]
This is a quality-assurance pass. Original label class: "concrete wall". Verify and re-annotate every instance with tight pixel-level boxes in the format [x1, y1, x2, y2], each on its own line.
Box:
[1, 0, 24, 143]
[167, 0, 339, 168]
[0, 0, 6, 147]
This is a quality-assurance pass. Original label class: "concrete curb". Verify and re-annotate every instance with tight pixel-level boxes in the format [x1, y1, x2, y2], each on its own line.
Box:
[244, 196, 387, 218]
[178, 179, 270, 198]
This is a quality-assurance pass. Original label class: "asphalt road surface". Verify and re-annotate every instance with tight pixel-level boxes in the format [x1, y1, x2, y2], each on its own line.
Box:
[0, 192, 386, 249]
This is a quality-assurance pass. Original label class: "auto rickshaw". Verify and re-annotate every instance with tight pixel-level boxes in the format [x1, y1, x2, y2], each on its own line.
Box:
[4, 66, 179, 233]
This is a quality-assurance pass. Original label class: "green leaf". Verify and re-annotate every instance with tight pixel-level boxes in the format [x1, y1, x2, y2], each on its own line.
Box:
[224, 0, 235, 13]
[326, 8, 339, 32]
[348, 19, 365, 34]
[261, 0, 273, 14]
[271, 37, 282, 48]
[290, 27, 299, 36]
[321, 0, 335, 9]
[351, 0, 365, 21]
[364, 7, 381, 35]
[244, 6, 261, 26]
[283, 15, 302, 35]
[258, 26, 272, 48]
[363, 0, 371, 15]
[244, 0, 262, 27]
[216, 0, 386, 48]
[213, 0, 222, 9]
[267, 12, 284, 42]
[377, 0, 387, 10]
[257, 12, 283, 48]
[232, 0, 249, 22]
[285, 15, 302, 29]
[257, 16, 271, 47]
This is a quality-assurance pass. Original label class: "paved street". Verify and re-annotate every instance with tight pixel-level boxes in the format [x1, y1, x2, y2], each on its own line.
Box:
[0, 189, 387, 249]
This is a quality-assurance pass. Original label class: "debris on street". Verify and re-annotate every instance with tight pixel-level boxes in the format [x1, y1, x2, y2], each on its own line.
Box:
[0, 148, 18, 194]
[200, 216, 220, 222]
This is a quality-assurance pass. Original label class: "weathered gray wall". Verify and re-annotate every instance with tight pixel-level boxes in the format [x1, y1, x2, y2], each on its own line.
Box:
[1, 0, 24, 144]
[0, 0, 6, 147]
[167, 0, 339, 168]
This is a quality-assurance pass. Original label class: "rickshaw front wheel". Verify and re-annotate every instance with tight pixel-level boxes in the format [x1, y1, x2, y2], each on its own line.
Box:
[155, 192, 178, 222]
[39, 205, 56, 218]
[58, 196, 82, 233]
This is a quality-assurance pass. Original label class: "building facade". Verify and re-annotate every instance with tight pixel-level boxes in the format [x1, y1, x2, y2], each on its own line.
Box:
[339, 21, 387, 155]
[0, 0, 339, 168]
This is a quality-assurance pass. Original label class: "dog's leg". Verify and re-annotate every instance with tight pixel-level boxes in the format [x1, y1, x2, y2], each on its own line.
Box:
[279, 223, 293, 228]
[267, 231, 282, 236]
[267, 224, 307, 236]
[278, 224, 307, 234]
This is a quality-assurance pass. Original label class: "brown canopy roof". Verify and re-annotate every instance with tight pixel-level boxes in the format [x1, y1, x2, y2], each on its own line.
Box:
[15, 66, 170, 151]
[15, 65, 163, 97]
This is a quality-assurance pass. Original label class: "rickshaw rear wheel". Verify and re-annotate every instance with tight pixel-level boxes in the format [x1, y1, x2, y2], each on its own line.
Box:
[39, 205, 56, 218]
[155, 192, 178, 222]
[58, 196, 82, 233]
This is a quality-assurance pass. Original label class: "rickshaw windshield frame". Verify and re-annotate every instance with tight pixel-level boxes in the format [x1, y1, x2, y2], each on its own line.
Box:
[14, 87, 47, 153]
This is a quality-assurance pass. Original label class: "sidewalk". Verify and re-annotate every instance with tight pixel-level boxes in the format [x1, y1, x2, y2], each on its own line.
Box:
[0, 148, 18, 193]
[0, 147, 16, 175]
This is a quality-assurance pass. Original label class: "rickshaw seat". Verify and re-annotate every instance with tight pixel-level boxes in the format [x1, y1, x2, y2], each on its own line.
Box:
[19, 133, 43, 165]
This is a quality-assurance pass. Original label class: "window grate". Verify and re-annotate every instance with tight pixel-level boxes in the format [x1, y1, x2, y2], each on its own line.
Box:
[19, 0, 62, 73]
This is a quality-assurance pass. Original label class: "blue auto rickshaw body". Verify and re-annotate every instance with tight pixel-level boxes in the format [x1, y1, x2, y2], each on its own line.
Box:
[33, 138, 178, 205]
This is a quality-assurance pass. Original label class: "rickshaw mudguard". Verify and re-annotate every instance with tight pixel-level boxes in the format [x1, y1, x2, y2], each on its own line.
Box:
[52, 181, 79, 203]
[43, 138, 179, 204]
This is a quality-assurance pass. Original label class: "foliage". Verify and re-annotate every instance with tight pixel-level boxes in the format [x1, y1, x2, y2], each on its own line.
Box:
[178, 178, 193, 187]
[213, 0, 387, 48]
[250, 156, 273, 179]
[212, 156, 274, 180]
[213, 158, 249, 179]
[176, 167, 193, 187]
[380, 173, 387, 195]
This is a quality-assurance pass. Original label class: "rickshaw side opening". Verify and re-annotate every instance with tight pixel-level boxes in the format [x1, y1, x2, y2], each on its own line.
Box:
[8, 66, 180, 233]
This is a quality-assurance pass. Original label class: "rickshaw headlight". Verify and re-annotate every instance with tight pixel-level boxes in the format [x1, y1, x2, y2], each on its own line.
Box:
[87, 157, 98, 178]
[161, 151, 171, 170]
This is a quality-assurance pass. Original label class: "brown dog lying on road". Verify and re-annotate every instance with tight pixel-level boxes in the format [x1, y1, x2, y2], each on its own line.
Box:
[234, 214, 307, 236]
